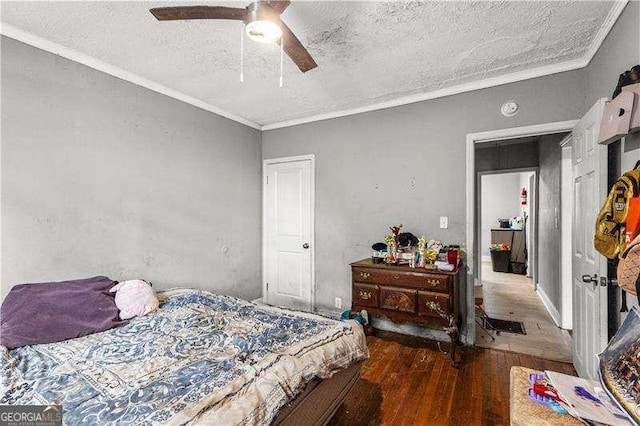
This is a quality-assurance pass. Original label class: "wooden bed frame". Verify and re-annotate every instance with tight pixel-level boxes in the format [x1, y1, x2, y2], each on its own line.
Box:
[274, 362, 362, 425]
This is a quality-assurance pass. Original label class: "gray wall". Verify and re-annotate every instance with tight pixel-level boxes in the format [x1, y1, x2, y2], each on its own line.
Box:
[480, 172, 523, 257]
[583, 1, 640, 312]
[262, 70, 586, 317]
[584, 0, 640, 179]
[537, 133, 566, 316]
[3, 1, 635, 327]
[585, 1, 640, 110]
[1, 37, 262, 300]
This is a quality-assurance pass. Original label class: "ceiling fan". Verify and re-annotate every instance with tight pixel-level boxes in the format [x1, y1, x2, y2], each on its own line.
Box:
[150, 1, 317, 73]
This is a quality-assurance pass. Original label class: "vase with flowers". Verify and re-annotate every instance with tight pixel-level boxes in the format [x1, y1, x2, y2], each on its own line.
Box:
[384, 234, 397, 263]
[417, 236, 427, 268]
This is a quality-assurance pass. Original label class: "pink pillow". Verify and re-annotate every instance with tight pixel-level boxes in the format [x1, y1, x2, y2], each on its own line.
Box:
[109, 280, 159, 320]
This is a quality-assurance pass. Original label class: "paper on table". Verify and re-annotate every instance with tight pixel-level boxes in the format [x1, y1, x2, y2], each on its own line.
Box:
[545, 371, 632, 426]
[434, 261, 454, 271]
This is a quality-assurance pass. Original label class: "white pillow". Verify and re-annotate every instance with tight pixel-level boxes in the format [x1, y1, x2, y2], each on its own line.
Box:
[109, 279, 159, 320]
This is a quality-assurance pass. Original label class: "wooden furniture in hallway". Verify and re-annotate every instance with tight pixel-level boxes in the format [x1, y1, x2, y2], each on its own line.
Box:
[491, 228, 527, 273]
[350, 258, 461, 365]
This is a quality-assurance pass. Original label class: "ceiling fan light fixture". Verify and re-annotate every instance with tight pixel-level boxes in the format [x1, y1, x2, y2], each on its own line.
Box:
[246, 20, 282, 43]
[151, 2, 317, 72]
[245, 2, 282, 44]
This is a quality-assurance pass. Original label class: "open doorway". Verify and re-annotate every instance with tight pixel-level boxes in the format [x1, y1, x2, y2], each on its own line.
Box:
[479, 170, 535, 279]
[471, 132, 573, 362]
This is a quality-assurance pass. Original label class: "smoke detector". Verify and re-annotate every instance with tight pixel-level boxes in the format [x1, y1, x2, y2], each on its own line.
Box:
[501, 100, 519, 117]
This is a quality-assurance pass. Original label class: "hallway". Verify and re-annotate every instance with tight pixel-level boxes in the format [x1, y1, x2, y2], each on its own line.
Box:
[474, 262, 572, 362]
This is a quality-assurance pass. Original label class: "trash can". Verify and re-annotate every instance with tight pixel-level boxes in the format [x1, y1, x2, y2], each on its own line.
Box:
[490, 249, 511, 272]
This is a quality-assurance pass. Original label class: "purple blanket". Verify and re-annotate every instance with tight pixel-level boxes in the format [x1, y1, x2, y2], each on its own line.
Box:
[0, 276, 125, 349]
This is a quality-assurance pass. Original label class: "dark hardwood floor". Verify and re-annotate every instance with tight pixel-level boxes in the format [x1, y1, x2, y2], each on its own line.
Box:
[330, 331, 576, 426]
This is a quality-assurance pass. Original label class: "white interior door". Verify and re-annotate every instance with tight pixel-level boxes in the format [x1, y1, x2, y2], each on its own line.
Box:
[572, 99, 607, 379]
[263, 156, 314, 311]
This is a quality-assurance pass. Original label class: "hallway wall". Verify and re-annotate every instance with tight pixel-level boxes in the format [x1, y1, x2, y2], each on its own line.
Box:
[536, 133, 568, 325]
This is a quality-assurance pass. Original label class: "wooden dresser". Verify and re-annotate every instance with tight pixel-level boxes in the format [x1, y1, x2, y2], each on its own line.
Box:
[350, 258, 461, 365]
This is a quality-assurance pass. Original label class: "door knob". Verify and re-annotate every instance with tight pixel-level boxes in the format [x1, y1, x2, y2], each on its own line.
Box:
[582, 274, 598, 284]
[303, 243, 310, 249]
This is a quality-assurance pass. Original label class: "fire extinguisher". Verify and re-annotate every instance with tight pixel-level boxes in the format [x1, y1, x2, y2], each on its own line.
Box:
[520, 188, 527, 206]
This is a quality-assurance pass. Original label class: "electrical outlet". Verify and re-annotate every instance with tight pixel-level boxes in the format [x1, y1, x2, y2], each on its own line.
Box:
[440, 216, 448, 229]
[335, 297, 342, 309]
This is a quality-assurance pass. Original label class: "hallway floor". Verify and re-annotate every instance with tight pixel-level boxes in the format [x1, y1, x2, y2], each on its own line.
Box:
[474, 262, 572, 362]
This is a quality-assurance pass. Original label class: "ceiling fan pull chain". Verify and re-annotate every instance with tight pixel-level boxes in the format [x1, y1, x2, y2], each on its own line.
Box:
[240, 24, 244, 83]
[279, 37, 284, 88]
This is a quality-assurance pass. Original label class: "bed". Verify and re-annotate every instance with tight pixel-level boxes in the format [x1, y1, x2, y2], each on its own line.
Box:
[1, 288, 369, 425]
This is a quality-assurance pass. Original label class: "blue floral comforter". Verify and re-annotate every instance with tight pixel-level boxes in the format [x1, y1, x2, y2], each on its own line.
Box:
[1, 288, 369, 425]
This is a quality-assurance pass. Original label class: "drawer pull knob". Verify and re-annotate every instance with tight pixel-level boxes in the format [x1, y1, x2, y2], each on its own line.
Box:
[426, 301, 442, 312]
[359, 291, 372, 300]
[428, 279, 440, 286]
[393, 274, 400, 279]
[359, 272, 370, 279]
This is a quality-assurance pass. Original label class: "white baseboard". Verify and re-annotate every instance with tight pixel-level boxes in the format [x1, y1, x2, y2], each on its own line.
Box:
[251, 297, 263, 304]
[314, 307, 343, 319]
[536, 286, 561, 327]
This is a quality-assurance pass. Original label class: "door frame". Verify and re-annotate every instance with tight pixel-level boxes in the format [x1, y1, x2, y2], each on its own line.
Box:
[262, 154, 316, 309]
[560, 134, 574, 329]
[465, 120, 578, 344]
[528, 171, 538, 285]
[476, 167, 538, 286]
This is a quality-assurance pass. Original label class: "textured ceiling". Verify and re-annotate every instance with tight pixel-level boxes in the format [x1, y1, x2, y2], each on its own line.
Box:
[1, 1, 616, 127]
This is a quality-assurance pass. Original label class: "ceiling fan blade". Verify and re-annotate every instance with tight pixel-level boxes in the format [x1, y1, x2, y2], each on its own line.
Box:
[280, 21, 317, 73]
[265, 1, 291, 14]
[150, 6, 247, 21]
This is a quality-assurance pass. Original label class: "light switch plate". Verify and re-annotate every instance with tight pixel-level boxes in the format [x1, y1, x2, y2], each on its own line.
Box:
[440, 216, 448, 229]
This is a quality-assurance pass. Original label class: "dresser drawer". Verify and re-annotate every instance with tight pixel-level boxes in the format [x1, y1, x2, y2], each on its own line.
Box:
[352, 267, 449, 292]
[353, 283, 379, 308]
[353, 267, 383, 283]
[380, 286, 417, 313]
[418, 291, 451, 318]
[417, 274, 450, 292]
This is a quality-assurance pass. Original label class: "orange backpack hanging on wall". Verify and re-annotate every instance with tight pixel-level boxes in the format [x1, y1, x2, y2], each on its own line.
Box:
[618, 165, 640, 299]
[625, 193, 640, 244]
[594, 167, 640, 259]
